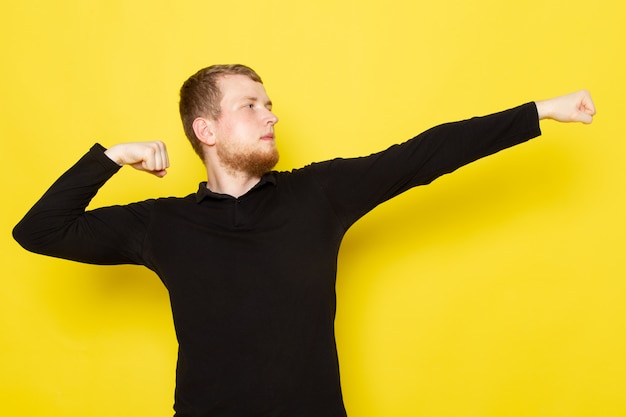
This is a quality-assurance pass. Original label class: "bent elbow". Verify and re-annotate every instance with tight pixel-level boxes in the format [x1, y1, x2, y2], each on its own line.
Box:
[13, 221, 38, 254]
[12, 217, 55, 255]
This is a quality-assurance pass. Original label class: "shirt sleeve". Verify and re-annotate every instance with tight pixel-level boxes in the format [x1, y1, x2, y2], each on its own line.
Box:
[307, 102, 542, 229]
[13, 143, 153, 265]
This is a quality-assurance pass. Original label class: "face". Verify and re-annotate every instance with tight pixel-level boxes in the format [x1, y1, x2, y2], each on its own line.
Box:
[211, 74, 279, 178]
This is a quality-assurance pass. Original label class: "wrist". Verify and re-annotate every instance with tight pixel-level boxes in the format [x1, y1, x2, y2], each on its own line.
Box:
[104, 145, 125, 166]
[534, 99, 553, 120]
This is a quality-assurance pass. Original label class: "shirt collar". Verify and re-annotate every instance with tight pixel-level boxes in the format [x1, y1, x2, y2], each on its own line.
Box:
[195, 172, 277, 203]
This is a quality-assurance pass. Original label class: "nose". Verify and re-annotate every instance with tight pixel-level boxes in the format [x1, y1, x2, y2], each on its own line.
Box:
[266, 108, 279, 125]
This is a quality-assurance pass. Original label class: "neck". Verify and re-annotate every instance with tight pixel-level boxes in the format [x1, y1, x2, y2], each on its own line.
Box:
[205, 164, 262, 198]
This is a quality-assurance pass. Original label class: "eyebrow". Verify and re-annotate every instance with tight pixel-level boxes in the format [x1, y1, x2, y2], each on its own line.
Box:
[243, 96, 273, 108]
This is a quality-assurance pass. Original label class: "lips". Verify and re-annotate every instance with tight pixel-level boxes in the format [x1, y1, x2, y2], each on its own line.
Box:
[261, 132, 275, 141]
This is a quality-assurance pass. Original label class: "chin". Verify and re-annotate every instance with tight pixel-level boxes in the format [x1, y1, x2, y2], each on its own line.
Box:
[247, 150, 279, 177]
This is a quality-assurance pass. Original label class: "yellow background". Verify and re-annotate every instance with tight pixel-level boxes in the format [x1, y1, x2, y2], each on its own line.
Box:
[2, 0, 624, 416]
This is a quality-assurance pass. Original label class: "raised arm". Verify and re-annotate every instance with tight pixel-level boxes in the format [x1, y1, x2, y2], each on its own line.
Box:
[13, 142, 170, 265]
[312, 90, 595, 228]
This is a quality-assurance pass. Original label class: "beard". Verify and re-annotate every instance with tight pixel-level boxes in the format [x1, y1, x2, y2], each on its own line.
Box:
[216, 140, 279, 178]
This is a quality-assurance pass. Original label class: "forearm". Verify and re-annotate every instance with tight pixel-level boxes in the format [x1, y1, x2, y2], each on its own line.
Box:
[397, 102, 543, 189]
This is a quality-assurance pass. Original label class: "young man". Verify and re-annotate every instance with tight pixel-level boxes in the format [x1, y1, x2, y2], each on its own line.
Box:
[13, 64, 595, 417]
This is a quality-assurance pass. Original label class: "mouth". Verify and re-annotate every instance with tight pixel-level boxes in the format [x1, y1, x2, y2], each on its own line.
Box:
[261, 132, 275, 141]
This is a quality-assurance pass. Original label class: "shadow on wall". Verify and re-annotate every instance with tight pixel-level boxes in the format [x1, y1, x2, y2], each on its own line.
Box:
[339, 132, 588, 264]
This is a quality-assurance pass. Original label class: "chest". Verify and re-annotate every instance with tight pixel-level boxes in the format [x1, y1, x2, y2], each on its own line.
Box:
[142, 189, 344, 293]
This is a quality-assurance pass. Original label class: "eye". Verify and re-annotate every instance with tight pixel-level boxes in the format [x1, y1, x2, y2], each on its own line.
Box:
[245, 103, 255, 109]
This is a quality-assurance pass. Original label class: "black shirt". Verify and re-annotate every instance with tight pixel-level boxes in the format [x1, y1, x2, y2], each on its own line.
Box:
[13, 103, 541, 416]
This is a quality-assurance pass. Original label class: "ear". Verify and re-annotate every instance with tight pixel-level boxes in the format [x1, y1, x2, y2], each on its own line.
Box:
[192, 117, 216, 146]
